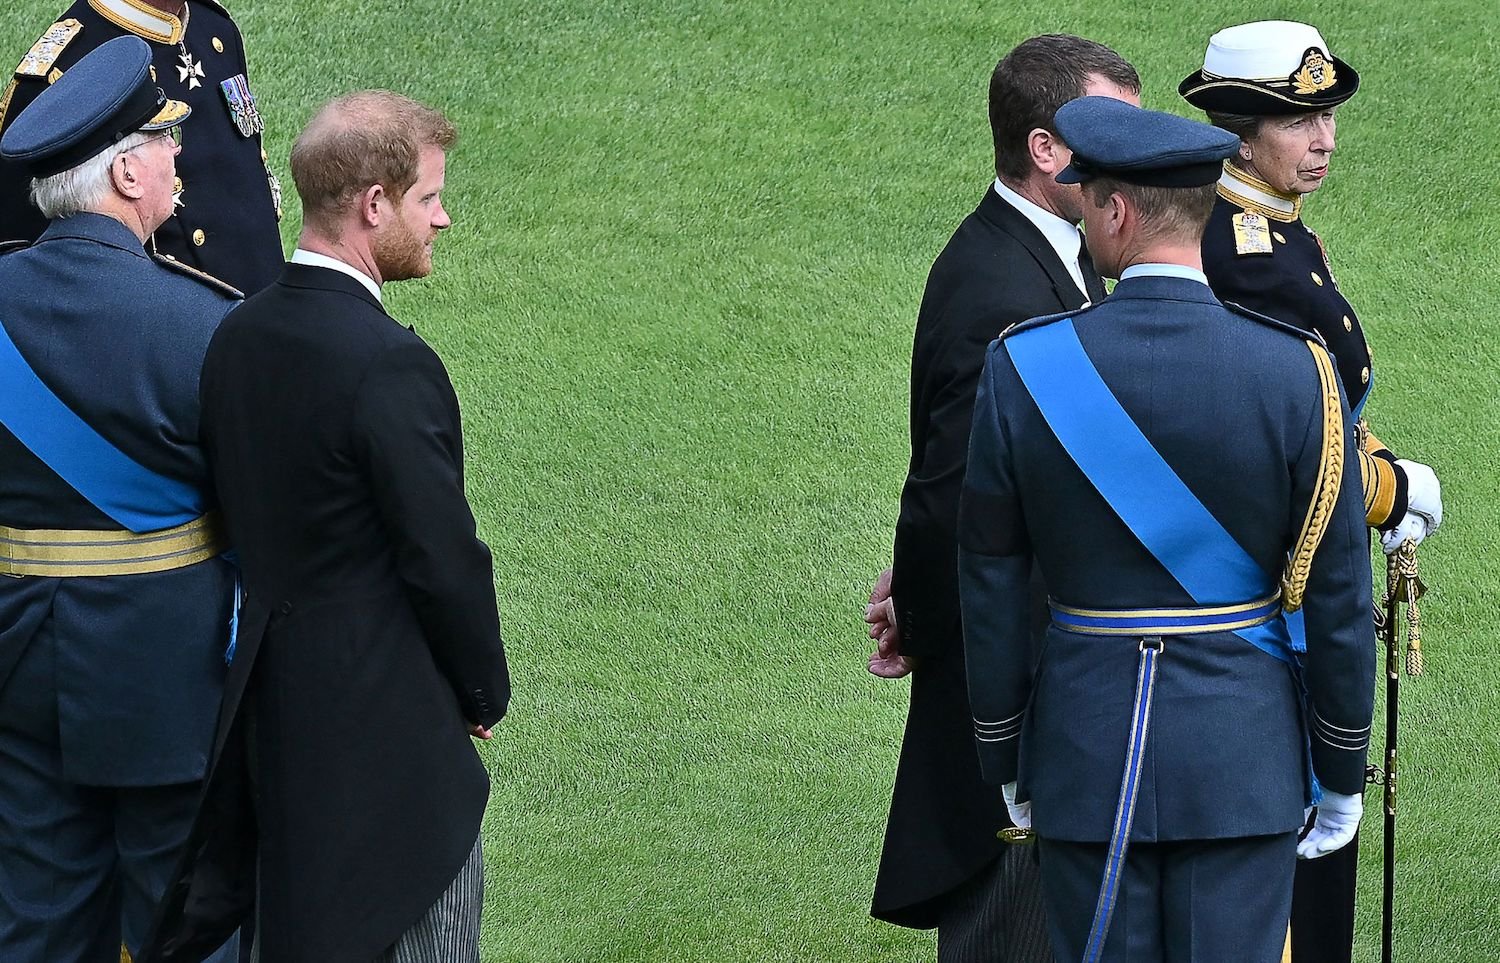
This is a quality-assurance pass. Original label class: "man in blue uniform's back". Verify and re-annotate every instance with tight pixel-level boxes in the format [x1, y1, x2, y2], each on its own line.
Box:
[0, 37, 239, 963]
[959, 97, 1376, 962]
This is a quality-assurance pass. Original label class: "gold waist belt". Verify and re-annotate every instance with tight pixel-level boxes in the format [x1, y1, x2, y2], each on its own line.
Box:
[0, 513, 225, 577]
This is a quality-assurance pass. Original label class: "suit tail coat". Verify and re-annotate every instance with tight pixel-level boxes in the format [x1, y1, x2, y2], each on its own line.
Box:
[142, 264, 509, 963]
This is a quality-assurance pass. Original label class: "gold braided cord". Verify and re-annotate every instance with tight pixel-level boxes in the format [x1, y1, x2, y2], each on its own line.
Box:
[1389, 541, 1426, 677]
[1282, 342, 1344, 612]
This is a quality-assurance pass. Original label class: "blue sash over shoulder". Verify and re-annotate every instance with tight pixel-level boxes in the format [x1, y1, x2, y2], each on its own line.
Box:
[0, 319, 206, 533]
[1004, 318, 1295, 664]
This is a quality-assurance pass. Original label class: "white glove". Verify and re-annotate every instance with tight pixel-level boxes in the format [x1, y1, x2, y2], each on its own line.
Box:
[1002, 781, 1032, 830]
[1297, 790, 1362, 859]
[1380, 512, 1428, 555]
[1397, 459, 1442, 532]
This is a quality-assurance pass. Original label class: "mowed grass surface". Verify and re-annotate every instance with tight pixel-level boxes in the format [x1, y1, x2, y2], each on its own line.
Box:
[4, 1, 1497, 960]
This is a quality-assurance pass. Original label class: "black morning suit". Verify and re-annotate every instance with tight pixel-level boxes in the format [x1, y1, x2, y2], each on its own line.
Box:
[142, 264, 510, 963]
[873, 186, 1099, 950]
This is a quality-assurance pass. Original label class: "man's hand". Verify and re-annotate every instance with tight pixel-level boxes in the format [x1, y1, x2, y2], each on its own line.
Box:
[865, 566, 914, 678]
[1297, 790, 1362, 858]
[1002, 781, 1032, 829]
[468, 723, 493, 741]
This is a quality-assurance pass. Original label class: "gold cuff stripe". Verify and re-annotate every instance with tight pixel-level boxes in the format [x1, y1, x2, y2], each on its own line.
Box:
[1360, 451, 1398, 527]
[1, 513, 224, 577]
[1281, 342, 1343, 613]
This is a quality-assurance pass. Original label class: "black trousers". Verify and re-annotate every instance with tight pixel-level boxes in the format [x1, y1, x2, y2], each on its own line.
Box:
[1290, 828, 1358, 963]
[1038, 833, 1297, 962]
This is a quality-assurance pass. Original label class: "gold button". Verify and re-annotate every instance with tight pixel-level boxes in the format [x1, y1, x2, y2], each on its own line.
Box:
[212, 37, 224, 53]
[1361, 366, 1370, 384]
[192, 229, 206, 246]
[1273, 232, 1286, 243]
[1343, 315, 1352, 331]
[1311, 272, 1323, 286]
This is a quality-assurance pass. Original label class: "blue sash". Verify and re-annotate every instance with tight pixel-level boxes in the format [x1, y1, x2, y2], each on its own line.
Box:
[0, 320, 206, 533]
[1005, 319, 1295, 664]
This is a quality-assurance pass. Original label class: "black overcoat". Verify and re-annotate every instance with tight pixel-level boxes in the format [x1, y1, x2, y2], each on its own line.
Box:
[142, 264, 510, 962]
[873, 187, 1098, 927]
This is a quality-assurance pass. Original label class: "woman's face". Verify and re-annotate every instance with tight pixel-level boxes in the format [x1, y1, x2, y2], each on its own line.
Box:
[1242, 108, 1338, 195]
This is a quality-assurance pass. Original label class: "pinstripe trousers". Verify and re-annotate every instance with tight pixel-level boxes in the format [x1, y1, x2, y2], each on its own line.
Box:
[248, 835, 483, 963]
[936, 844, 1055, 963]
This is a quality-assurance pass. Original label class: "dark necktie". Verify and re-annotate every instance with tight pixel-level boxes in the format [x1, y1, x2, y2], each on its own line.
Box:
[1077, 240, 1108, 303]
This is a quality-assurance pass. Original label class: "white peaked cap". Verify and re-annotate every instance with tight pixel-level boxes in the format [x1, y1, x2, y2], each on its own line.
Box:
[1202, 21, 1333, 80]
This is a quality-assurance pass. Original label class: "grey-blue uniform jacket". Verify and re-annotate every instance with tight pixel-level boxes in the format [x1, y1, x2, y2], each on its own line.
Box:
[0, 213, 238, 785]
[957, 273, 1375, 843]
[0, 0, 283, 295]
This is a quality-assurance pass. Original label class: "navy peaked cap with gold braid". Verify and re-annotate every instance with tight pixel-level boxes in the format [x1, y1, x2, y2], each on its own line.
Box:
[1053, 97, 1240, 188]
[0, 35, 189, 177]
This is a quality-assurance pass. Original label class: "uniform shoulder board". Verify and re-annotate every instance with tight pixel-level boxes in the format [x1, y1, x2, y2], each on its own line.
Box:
[1223, 300, 1327, 347]
[998, 304, 1091, 341]
[15, 19, 83, 78]
[0, 239, 30, 257]
[1231, 210, 1275, 256]
[152, 253, 244, 299]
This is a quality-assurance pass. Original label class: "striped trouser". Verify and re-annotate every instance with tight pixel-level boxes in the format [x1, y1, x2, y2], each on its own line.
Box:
[937, 843, 1056, 963]
[249, 835, 483, 963]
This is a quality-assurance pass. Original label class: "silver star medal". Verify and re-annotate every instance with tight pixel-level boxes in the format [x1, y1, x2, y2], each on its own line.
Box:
[177, 47, 205, 89]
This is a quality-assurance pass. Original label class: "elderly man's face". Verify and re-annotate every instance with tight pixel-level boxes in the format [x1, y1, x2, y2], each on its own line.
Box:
[1242, 108, 1337, 195]
[373, 145, 451, 282]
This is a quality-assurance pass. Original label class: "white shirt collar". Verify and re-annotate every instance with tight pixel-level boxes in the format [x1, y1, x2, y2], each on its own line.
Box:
[1119, 262, 1210, 286]
[290, 249, 382, 303]
[993, 177, 1087, 298]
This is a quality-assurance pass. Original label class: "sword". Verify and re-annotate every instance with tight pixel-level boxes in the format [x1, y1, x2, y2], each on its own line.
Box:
[1367, 539, 1425, 963]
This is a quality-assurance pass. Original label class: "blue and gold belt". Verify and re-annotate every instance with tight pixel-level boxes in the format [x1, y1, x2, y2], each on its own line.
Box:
[1050, 592, 1282, 637]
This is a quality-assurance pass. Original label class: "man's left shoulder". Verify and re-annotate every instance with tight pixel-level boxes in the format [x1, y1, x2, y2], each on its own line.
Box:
[152, 252, 243, 302]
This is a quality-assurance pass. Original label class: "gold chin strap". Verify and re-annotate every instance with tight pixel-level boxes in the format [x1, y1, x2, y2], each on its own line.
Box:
[1282, 341, 1344, 612]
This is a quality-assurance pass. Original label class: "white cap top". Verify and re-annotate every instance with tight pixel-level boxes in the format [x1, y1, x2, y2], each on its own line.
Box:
[1202, 21, 1333, 81]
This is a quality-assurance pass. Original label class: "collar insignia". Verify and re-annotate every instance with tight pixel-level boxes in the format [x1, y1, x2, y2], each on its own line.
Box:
[1291, 48, 1337, 96]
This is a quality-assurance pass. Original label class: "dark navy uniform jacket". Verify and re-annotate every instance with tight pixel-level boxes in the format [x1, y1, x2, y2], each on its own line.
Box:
[1202, 166, 1407, 528]
[0, 0, 282, 295]
[958, 273, 1375, 843]
[0, 212, 238, 785]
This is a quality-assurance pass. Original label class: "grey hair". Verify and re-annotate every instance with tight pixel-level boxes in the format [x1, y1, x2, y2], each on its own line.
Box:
[29, 130, 154, 219]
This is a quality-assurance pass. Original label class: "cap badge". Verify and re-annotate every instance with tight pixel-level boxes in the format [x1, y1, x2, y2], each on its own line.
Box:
[1290, 48, 1337, 96]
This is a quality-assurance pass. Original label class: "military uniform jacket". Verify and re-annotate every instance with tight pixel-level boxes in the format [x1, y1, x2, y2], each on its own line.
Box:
[958, 275, 1375, 843]
[0, 0, 283, 295]
[1202, 165, 1407, 528]
[143, 264, 510, 963]
[0, 213, 237, 785]
[874, 187, 1100, 926]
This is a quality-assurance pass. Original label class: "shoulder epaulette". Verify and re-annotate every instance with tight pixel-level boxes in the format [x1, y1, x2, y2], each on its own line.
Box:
[1222, 300, 1326, 347]
[153, 253, 244, 299]
[0, 240, 30, 257]
[0, 79, 16, 129]
[14, 20, 83, 78]
[998, 304, 1092, 341]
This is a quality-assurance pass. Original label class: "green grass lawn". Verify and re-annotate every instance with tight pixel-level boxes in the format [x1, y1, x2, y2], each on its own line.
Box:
[4, 1, 1497, 959]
